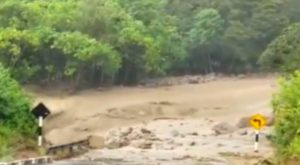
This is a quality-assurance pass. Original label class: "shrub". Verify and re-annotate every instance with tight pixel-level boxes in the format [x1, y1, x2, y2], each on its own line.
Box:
[0, 63, 37, 159]
[272, 70, 300, 162]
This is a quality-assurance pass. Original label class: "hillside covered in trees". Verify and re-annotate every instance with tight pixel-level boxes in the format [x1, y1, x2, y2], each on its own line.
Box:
[2, 0, 300, 163]
[0, 0, 299, 88]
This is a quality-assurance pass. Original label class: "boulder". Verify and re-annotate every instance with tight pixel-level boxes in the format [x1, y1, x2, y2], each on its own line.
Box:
[105, 137, 129, 149]
[189, 141, 196, 146]
[88, 135, 105, 149]
[238, 130, 248, 136]
[130, 140, 152, 149]
[121, 127, 133, 137]
[188, 132, 199, 136]
[236, 117, 250, 128]
[141, 128, 152, 134]
[212, 122, 236, 135]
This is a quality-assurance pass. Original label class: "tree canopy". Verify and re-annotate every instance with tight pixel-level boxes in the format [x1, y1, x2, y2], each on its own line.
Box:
[0, 0, 299, 85]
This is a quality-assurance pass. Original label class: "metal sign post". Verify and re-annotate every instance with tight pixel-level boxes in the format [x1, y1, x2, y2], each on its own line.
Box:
[249, 114, 266, 153]
[31, 103, 51, 147]
[254, 129, 259, 152]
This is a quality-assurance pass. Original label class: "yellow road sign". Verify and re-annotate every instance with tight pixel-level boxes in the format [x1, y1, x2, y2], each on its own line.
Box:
[249, 114, 266, 130]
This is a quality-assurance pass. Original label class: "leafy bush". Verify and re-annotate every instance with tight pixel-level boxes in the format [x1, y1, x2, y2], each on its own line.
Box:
[272, 71, 300, 162]
[0, 63, 37, 159]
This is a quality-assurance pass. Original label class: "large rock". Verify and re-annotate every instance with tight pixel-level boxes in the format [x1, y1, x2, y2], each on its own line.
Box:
[236, 117, 250, 128]
[105, 136, 129, 149]
[88, 135, 105, 149]
[212, 122, 236, 135]
[105, 129, 130, 149]
[130, 140, 152, 149]
[105, 127, 157, 149]
[120, 127, 133, 136]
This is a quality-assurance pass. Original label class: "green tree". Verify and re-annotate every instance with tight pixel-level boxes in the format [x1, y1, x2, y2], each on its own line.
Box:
[259, 23, 300, 73]
[186, 8, 224, 73]
[0, 63, 36, 159]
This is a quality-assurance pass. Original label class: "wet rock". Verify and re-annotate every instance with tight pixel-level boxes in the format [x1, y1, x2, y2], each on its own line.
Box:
[105, 137, 129, 149]
[238, 130, 248, 136]
[213, 122, 237, 135]
[188, 132, 199, 136]
[141, 128, 152, 134]
[121, 127, 133, 137]
[147, 137, 162, 141]
[131, 140, 152, 149]
[173, 155, 193, 160]
[159, 101, 173, 106]
[189, 141, 196, 146]
[236, 117, 250, 128]
[88, 135, 105, 149]
[105, 126, 158, 149]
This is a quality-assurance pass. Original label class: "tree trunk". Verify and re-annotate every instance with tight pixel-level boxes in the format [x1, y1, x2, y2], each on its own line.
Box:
[123, 66, 130, 85]
[100, 69, 104, 85]
[207, 53, 213, 73]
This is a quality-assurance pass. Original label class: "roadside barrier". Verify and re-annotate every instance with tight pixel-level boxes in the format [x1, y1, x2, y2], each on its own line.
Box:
[46, 139, 89, 159]
[0, 156, 52, 165]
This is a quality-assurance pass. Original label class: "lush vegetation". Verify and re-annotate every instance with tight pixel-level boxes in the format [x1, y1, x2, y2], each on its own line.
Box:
[2, 0, 300, 161]
[271, 71, 300, 163]
[260, 2, 300, 163]
[260, 23, 300, 73]
[0, 63, 36, 160]
[0, 0, 299, 88]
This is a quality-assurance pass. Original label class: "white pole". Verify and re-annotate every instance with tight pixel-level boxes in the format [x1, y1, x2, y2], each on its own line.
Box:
[254, 129, 259, 152]
[39, 116, 43, 127]
[38, 116, 43, 146]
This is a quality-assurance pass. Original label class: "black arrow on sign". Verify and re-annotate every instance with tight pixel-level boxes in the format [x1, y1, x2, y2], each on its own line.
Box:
[253, 119, 261, 127]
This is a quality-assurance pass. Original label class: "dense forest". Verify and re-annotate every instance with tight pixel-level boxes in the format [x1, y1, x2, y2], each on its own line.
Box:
[2, 0, 300, 163]
[0, 0, 299, 88]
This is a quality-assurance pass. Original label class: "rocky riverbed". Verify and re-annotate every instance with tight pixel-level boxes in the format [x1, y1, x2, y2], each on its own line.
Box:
[52, 118, 273, 165]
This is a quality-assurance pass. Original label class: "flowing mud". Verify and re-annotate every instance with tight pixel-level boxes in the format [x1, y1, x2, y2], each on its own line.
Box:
[29, 76, 276, 164]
